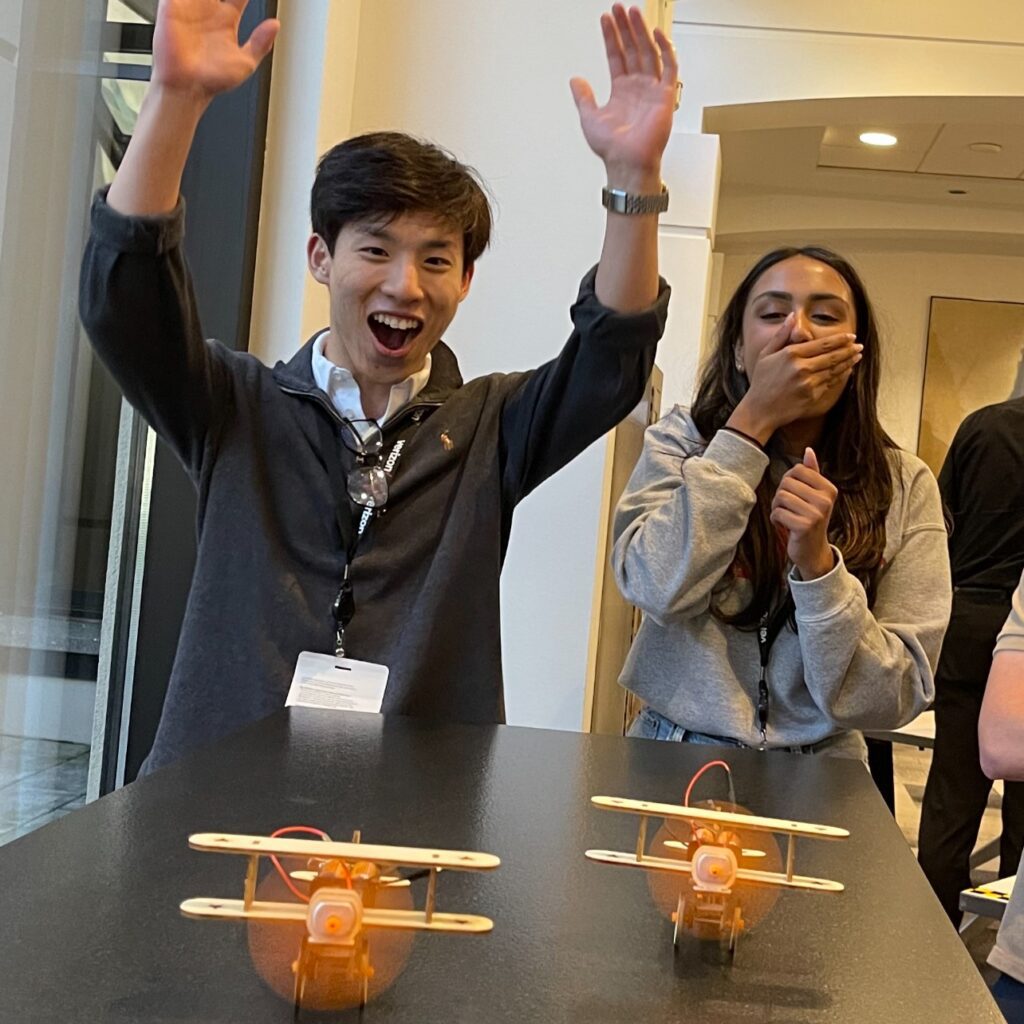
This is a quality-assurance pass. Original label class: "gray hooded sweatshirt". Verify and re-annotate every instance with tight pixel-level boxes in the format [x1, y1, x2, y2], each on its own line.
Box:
[612, 407, 951, 752]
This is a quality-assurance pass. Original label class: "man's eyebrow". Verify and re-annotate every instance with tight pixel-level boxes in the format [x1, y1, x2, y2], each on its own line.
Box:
[357, 225, 458, 251]
[751, 289, 849, 304]
[419, 238, 458, 252]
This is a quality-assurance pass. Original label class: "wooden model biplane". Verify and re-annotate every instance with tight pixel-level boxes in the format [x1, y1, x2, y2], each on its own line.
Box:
[586, 794, 849, 957]
[181, 830, 500, 1010]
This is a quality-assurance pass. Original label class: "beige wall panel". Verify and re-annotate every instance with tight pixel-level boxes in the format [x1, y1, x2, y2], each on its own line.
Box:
[676, 31, 1024, 134]
[919, 298, 1024, 475]
[679, 1, 1024, 44]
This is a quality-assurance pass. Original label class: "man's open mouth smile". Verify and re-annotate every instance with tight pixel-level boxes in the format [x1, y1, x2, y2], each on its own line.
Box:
[368, 312, 423, 355]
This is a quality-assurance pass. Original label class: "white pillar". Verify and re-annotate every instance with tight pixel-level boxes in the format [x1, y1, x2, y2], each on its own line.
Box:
[656, 130, 721, 408]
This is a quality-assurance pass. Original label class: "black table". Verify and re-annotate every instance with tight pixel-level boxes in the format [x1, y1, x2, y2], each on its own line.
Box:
[0, 710, 1003, 1022]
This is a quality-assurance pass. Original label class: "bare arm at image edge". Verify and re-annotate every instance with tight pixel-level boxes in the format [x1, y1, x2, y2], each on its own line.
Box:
[980, 570, 1024, 782]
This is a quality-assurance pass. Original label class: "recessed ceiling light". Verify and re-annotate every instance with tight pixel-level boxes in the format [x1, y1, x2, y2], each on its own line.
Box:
[859, 131, 898, 147]
[968, 141, 1003, 154]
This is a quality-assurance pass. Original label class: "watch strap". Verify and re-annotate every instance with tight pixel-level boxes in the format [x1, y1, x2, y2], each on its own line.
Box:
[601, 184, 669, 215]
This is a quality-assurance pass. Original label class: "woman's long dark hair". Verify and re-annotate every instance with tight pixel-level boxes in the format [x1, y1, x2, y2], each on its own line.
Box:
[691, 246, 897, 627]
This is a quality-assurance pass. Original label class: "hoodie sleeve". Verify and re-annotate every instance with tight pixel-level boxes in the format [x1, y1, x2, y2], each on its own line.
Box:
[78, 187, 232, 476]
[498, 266, 669, 506]
[787, 457, 952, 730]
[611, 408, 770, 623]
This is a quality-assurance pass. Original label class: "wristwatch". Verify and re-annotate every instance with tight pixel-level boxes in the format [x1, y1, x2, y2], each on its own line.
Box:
[601, 183, 670, 215]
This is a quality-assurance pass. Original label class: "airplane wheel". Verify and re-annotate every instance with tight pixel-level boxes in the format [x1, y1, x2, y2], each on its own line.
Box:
[682, 894, 695, 930]
[359, 941, 371, 1007]
[292, 941, 310, 1018]
[728, 905, 743, 958]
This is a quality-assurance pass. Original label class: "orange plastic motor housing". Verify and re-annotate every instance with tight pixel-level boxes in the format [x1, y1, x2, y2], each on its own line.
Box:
[307, 887, 363, 945]
[691, 845, 738, 893]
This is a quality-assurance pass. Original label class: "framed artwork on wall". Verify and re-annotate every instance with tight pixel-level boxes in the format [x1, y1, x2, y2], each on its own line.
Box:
[918, 296, 1024, 476]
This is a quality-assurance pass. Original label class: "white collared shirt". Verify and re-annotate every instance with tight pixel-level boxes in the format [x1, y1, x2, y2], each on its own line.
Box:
[311, 330, 431, 425]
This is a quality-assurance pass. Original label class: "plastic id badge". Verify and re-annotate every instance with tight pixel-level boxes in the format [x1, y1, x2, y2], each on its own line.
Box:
[286, 651, 388, 713]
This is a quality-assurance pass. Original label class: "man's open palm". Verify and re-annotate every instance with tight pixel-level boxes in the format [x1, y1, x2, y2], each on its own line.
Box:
[153, 0, 279, 97]
[571, 4, 679, 175]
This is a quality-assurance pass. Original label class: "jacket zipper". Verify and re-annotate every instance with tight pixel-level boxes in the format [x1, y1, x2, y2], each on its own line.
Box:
[276, 382, 442, 434]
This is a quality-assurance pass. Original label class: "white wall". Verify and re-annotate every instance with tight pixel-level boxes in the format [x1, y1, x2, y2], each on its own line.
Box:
[679, 0, 1024, 393]
[717, 191, 1024, 249]
[675, 5, 1024, 135]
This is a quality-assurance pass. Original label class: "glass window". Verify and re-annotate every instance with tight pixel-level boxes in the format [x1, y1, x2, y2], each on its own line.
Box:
[0, 1, 152, 844]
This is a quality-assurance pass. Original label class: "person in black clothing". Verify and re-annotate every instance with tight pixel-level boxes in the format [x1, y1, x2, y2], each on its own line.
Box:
[78, 1, 679, 772]
[918, 396, 1024, 923]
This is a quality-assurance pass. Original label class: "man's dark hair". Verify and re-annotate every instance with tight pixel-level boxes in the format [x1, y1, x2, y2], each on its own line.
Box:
[310, 131, 493, 270]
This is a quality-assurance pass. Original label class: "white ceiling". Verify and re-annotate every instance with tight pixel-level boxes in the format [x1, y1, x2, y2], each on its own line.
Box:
[720, 123, 1024, 208]
[713, 97, 1024, 256]
[821, 122, 1024, 181]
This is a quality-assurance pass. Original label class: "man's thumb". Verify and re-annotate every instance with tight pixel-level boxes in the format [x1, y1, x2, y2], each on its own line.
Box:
[242, 18, 280, 65]
[569, 77, 597, 117]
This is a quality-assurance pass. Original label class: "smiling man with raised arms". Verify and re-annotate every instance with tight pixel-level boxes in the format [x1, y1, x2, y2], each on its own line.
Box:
[79, 1, 677, 773]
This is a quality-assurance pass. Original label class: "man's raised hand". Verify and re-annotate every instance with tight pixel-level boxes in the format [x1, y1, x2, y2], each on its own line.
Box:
[153, 0, 279, 99]
[570, 5, 678, 183]
[108, 0, 278, 215]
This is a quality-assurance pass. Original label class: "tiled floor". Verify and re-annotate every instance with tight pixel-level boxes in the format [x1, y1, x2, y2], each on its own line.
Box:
[0, 734, 88, 846]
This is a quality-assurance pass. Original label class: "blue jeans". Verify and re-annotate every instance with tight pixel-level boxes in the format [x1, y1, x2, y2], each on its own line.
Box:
[628, 705, 743, 745]
[993, 974, 1024, 1023]
[627, 705, 865, 760]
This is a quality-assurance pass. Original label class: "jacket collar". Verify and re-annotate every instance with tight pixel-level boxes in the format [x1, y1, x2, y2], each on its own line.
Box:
[272, 333, 463, 407]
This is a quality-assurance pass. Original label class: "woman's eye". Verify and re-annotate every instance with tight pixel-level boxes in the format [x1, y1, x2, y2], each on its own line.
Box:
[759, 312, 786, 321]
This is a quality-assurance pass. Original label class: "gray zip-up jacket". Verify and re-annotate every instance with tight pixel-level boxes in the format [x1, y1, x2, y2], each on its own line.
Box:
[79, 190, 669, 773]
[612, 407, 951, 749]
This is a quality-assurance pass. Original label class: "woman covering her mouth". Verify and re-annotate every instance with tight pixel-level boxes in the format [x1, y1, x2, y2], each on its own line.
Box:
[612, 245, 951, 762]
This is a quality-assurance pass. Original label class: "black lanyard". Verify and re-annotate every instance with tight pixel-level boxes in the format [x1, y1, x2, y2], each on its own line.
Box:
[315, 412, 412, 657]
[756, 592, 794, 747]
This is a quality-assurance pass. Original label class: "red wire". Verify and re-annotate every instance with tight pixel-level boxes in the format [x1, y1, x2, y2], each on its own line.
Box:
[683, 760, 732, 807]
[268, 826, 348, 903]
